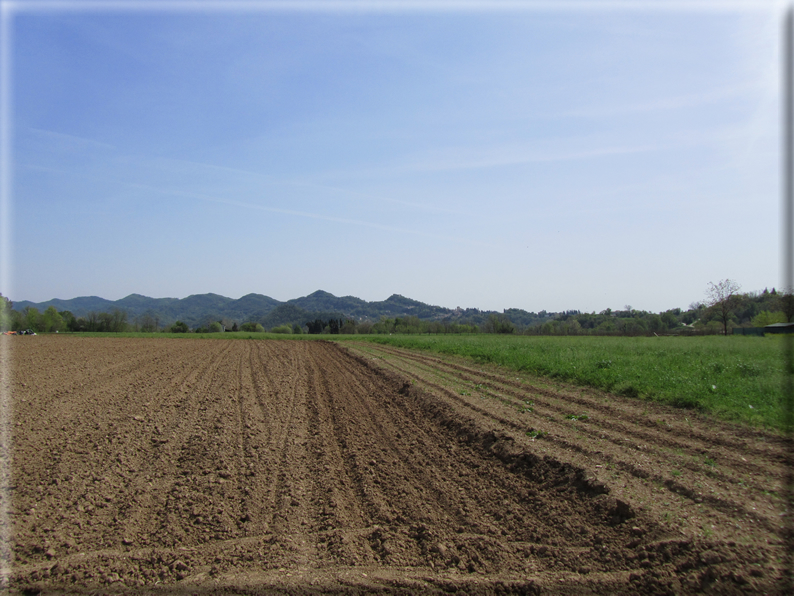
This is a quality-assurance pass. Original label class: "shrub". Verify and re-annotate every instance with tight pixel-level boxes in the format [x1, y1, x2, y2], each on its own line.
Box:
[751, 311, 786, 327]
[271, 325, 292, 334]
[169, 320, 189, 333]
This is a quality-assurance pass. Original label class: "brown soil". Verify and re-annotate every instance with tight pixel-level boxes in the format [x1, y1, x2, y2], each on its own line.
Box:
[0, 336, 787, 594]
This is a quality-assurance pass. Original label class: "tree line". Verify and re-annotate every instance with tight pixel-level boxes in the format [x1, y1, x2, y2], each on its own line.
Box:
[0, 300, 130, 333]
[1, 281, 789, 336]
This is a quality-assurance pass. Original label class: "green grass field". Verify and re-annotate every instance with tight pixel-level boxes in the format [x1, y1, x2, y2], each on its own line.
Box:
[47, 331, 787, 429]
[356, 334, 786, 429]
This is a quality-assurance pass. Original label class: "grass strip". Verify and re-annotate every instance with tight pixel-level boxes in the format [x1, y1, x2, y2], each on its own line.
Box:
[356, 334, 785, 429]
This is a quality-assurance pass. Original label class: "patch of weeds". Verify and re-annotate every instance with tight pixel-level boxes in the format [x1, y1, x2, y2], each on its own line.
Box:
[526, 429, 547, 439]
[519, 406, 534, 413]
[606, 463, 614, 470]
[704, 457, 716, 467]
[663, 511, 671, 522]
[702, 526, 714, 538]
[565, 414, 589, 421]
[615, 383, 639, 398]
[460, 391, 471, 396]
[736, 361, 761, 378]
[595, 359, 612, 369]
[708, 362, 725, 374]
[671, 396, 701, 410]
[671, 470, 681, 477]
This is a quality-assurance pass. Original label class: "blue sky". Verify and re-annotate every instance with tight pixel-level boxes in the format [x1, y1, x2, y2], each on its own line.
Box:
[3, 1, 782, 313]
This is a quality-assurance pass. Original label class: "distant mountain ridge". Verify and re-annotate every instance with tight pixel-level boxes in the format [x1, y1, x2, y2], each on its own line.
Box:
[12, 290, 533, 329]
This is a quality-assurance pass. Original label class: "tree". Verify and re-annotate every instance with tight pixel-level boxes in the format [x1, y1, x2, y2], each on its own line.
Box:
[170, 320, 189, 333]
[340, 319, 357, 334]
[208, 322, 222, 333]
[60, 310, 76, 331]
[307, 319, 325, 334]
[660, 311, 679, 329]
[751, 311, 786, 327]
[42, 306, 65, 332]
[0, 294, 11, 331]
[98, 312, 115, 332]
[564, 318, 582, 335]
[705, 279, 743, 336]
[483, 314, 514, 334]
[23, 307, 41, 332]
[109, 309, 128, 332]
[138, 313, 158, 333]
[779, 289, 794, 323]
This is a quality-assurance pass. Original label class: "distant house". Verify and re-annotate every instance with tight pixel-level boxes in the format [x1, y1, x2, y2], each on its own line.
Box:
[764, 322, 794, 334]
[733, 323, 794, 336]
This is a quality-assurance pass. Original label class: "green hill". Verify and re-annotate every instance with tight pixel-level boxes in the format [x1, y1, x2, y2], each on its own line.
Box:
[11, 290, 541, 330]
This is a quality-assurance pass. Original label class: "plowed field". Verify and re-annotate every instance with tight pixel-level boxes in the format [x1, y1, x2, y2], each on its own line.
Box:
[0, 337, 787, 594]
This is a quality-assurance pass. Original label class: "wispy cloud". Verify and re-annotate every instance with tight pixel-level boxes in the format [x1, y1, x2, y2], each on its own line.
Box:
[27, 127, 115, 150]
[324, 141, 666, 179]
[561, 83, 761, 119]
[159, 156, 467, 215]
[130, 183, 498, 248]
[410, 143, 662, 171]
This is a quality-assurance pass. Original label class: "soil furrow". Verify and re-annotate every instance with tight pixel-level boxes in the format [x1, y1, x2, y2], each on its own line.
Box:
[115, 341, 240, 550]
[316, 345, 486, 532]
[349, 343, 784, 531]
[363, 344, 785, 461]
